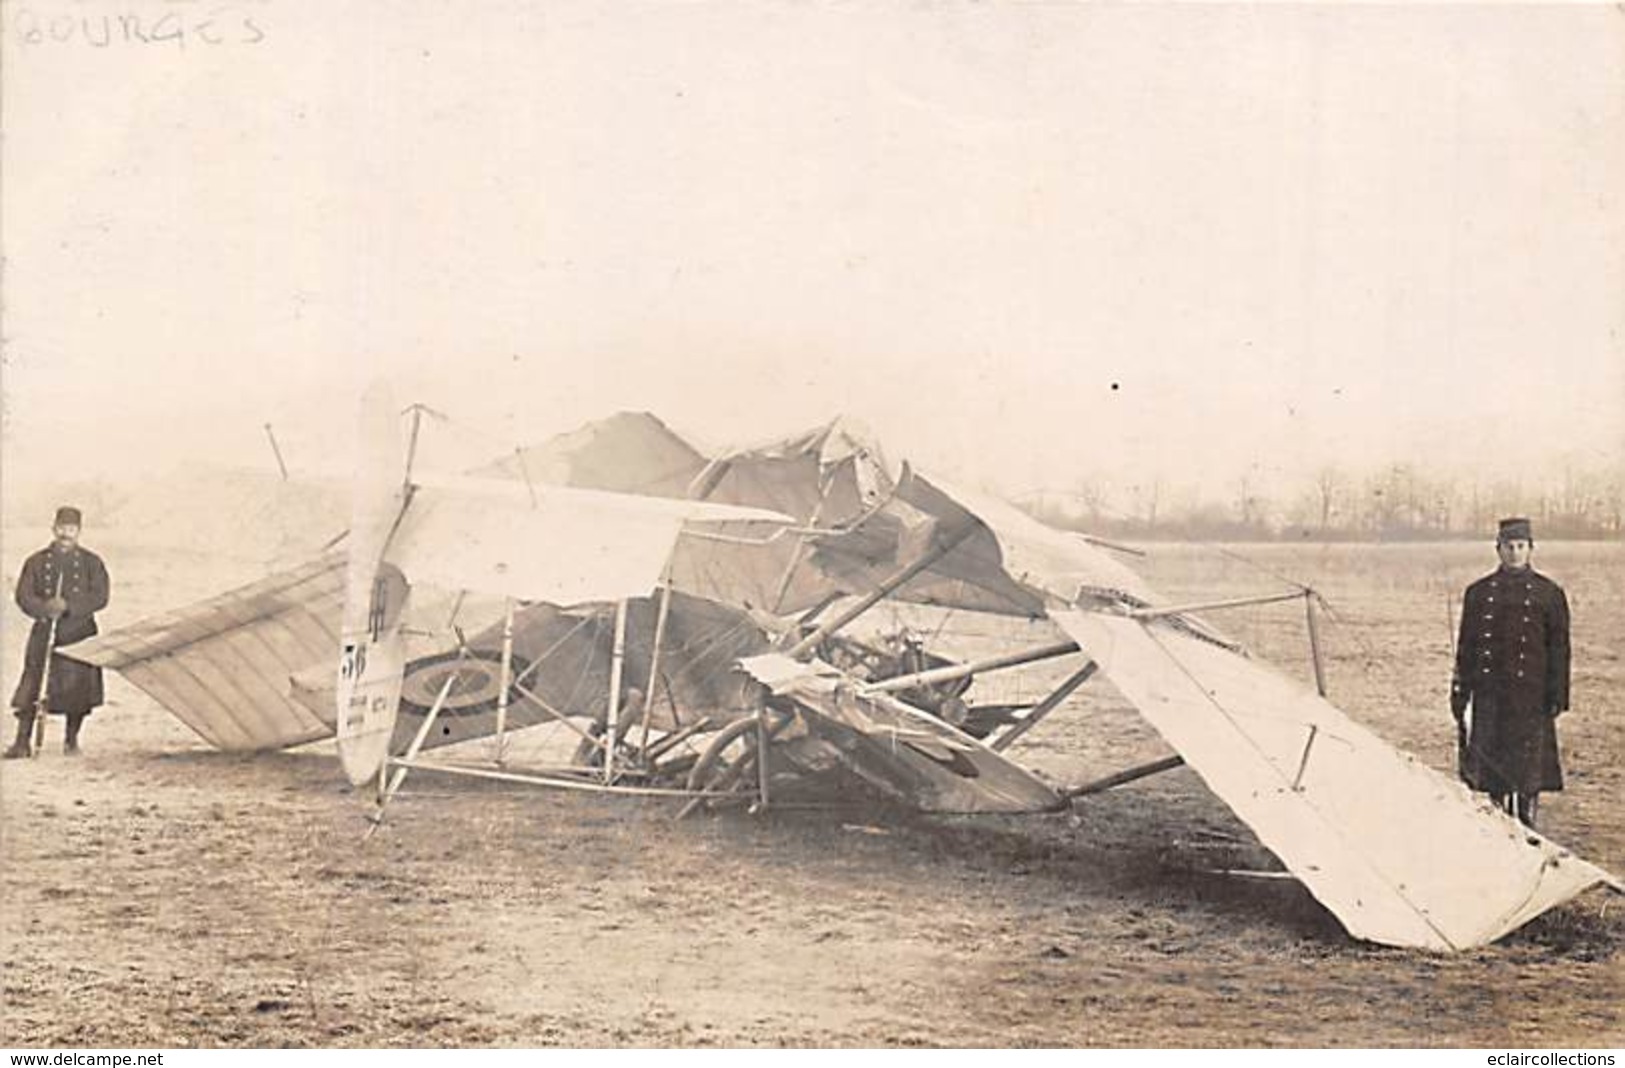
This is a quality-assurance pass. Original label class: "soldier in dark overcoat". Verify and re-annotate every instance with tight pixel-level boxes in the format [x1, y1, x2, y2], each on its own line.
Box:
[6, 506, 111, 758]
[1450, 517, 1569, 827]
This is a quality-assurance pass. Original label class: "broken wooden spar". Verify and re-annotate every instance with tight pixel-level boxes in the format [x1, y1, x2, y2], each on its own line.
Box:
[859, 639, 1081, 696]
[737, 653, 1061, 815]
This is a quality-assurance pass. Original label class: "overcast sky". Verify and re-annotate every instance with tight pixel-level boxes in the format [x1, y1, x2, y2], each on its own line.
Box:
[3, 2, 1621, 511]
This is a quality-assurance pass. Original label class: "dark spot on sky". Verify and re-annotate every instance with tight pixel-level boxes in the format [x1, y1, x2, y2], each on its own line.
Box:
[1110, 382, 1120, 392]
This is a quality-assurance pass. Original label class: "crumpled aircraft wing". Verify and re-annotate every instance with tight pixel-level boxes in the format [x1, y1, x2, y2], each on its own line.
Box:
[911, 473, 1157, 608]
[61, 554, 344, 751]
[683, 418, 1165, 619]
[1050, 608, 1620, 951]
[739, 652, 1061, 814]
[62, 476, 790, 754]
[392, 474, 791, 605]
[468, 411, 708, 497]
[285, 590, 773, 756]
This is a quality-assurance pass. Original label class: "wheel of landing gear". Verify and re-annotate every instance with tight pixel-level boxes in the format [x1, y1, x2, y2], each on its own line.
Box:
[685, 717, 761, 797]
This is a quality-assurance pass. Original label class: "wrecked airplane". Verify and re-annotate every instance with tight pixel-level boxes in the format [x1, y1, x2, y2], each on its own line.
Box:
[62, 393, 1621, 952]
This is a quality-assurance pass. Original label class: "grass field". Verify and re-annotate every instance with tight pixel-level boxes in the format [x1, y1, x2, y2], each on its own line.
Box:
[1, 535, 1619, 1046]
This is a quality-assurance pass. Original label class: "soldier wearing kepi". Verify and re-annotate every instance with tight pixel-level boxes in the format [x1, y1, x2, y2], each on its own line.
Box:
[1450, 517, 1570, 828]
[5, 506, 111, 758]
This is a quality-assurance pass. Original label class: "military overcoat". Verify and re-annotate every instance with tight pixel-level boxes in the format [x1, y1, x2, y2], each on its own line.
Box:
[1451, 565, 1569, 794]
[10, 544, 109, 715]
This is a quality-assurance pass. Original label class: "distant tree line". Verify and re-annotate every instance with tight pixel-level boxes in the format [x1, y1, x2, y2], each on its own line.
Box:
[1018, 460, 1625, 541]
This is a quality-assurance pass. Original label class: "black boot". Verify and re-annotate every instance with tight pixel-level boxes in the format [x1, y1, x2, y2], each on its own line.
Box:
[3, 711, 33, 759]
[64, 713, 85, 756]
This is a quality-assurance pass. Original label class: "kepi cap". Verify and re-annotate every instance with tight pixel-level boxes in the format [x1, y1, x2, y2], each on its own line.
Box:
[1497, 516, 1532, 543]
[53, 506, 82, 527]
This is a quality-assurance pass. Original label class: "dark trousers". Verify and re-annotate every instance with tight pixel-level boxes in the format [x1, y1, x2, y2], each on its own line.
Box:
[8, 707, 87, 752]
[1491, 790, 1539, 829]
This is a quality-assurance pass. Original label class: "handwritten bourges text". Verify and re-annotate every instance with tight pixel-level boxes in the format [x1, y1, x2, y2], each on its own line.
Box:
[8, 7, 266, 49]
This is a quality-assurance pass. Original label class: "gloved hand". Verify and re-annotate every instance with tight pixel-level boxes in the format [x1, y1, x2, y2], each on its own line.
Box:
[1450, 682, 1468, 719]
[44, 596, 68, 620]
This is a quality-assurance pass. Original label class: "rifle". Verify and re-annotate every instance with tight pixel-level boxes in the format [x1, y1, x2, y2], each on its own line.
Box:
[31, 571, 65, 757]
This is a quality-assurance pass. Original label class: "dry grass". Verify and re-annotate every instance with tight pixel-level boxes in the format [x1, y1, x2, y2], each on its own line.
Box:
[2, 537, 1620, 1047]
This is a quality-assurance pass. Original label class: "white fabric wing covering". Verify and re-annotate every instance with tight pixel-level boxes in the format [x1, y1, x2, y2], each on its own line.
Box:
[59, 554, 343, 751]
[1051, 609, 1617, 951]
[390, 478, 790, 605]
[920, 473, 1158, 607]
